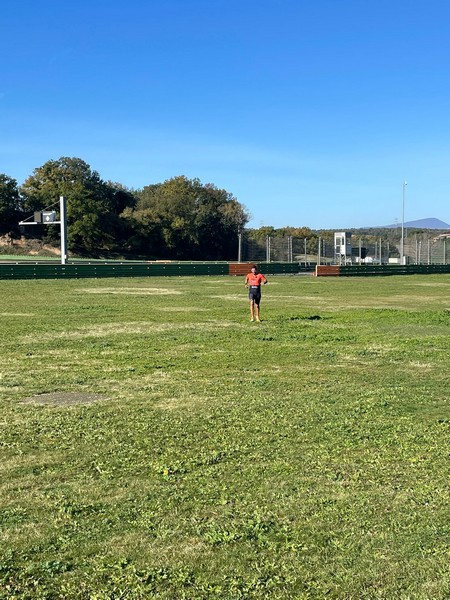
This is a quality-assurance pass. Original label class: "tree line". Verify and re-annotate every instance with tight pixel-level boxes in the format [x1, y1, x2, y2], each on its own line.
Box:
[0, 157, 249, 259]
[1, 157, 439, 260]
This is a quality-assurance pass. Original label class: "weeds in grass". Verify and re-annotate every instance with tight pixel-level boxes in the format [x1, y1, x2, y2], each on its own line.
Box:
[1, 275, 449, 598]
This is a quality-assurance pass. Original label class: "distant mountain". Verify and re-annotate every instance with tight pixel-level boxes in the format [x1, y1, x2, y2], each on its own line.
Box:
[380, 218, 450, 229]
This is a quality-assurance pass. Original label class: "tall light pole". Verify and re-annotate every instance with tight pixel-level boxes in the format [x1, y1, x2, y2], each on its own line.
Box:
[401, 181, 407, 265]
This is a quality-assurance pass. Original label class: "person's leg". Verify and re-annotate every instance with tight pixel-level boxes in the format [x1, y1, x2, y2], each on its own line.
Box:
[255, 301, 261, 321]
[249, 299, 255, 321]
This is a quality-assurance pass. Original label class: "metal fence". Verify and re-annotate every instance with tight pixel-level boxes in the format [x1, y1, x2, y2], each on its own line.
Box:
[240, 236, 317, 264]
[240, 233, 450, 265]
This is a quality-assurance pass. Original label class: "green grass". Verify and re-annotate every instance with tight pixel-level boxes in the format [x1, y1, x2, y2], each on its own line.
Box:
[1, 274, 449, 599]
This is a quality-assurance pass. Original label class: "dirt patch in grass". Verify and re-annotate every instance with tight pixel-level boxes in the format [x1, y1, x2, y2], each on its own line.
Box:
[0, 312, 36, 317]
[415, 282, 450, 287]
[158, 306, 210, 312]
[21, 392, 110, 406]
[210, 294, 248, 301]
[21, 320, 243, 342]
[79, 287, 182, 295]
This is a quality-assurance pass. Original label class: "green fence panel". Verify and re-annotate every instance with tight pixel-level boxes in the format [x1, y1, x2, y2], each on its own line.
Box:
[11, 260, 449, 280]
[257, 262, 307, 274]
[339, 264, 450, 277]
[0, 262, 230, 280]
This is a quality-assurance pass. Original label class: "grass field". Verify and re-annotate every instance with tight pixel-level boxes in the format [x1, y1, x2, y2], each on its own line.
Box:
[1, 274, 449, 599]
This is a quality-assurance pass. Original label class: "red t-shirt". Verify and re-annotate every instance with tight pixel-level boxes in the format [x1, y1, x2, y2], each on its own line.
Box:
[245, 272, 267, 287]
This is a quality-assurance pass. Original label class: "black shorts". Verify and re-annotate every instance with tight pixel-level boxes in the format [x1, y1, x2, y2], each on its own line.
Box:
[248, 286, 261, 304]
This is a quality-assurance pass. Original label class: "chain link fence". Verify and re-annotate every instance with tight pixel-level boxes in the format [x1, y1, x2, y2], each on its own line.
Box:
[239, 233, 450, 265]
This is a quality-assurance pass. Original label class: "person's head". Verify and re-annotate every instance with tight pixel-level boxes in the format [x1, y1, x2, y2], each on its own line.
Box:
[251, 265, 258, 274]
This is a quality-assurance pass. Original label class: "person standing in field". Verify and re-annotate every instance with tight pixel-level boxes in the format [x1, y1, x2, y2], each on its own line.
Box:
[245, 265, 268, 322]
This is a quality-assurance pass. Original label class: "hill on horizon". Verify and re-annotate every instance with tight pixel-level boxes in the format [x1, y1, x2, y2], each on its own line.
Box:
[379, 217, 450, 229]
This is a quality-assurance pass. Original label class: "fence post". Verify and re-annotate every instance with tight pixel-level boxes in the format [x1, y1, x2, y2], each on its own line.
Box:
[60, 196, 68, 265]
[266, 236, 271, 262]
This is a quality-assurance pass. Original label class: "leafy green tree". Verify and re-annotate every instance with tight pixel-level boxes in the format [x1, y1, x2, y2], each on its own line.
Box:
[105, 181, 138, 215]
[120, 206, 166, 258]
[144, 176, 201, 257]
[246, 226, 277, 240]
[0, 174, 21, 233]
[20, 157, 131, 255]
[133, 176, 249, 259]
[194, 184, 248, 259]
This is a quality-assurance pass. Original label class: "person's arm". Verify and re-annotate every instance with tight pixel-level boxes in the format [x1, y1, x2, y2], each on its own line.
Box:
[245, 274, 249, 287]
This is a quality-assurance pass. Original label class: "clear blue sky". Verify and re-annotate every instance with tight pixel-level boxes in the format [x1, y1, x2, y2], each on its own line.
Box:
[2, 0, 450, 229]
